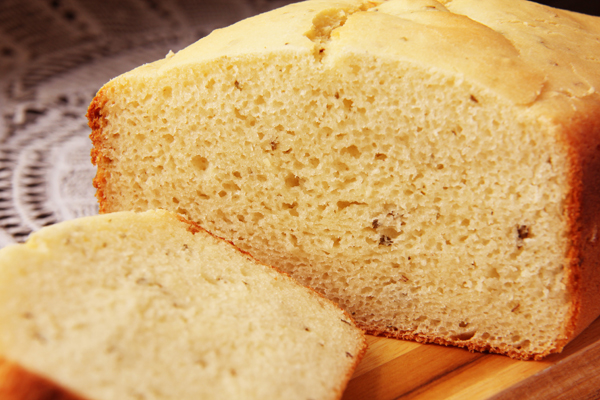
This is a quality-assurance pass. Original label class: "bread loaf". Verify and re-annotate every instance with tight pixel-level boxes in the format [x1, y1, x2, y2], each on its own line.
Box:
[87, 0, 600, 360]
[0, 210, 366, 400]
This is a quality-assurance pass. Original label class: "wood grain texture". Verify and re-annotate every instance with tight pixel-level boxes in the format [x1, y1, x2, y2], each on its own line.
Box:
[342, 316, 600, 400]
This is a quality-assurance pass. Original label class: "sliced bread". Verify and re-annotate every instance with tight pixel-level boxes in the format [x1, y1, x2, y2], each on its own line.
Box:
[0, 210, 366, 400]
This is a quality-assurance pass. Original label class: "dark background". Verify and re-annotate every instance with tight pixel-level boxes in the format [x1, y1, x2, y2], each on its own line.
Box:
[534, 0, 600, 15]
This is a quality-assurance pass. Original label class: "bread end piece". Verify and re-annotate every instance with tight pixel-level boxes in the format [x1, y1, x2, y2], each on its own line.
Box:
[0, 210, 366, 400]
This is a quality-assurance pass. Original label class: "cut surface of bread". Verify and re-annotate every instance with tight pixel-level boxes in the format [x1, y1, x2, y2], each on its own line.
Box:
[88, 0, 600, 359]
[0, 210, 366, 400]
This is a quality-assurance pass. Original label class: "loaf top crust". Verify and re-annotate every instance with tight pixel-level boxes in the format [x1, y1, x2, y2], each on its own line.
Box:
[114, 0, 600, 118]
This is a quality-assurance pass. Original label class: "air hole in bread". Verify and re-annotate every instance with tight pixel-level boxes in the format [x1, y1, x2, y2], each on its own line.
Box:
[285, 173, 301, 188]
[191, 155, 209, 171]
[451, 331, 476, 341]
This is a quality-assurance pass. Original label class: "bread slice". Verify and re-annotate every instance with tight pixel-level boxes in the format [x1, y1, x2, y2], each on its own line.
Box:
[87, 0, 600, 360]
[0, 210, 366, 400]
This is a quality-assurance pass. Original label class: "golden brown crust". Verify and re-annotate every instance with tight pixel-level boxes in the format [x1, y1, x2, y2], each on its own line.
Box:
[559, 97, 600, 350]
[363, 325, 548, 361]
[0, 359, 87, 400]
[86, 88, 111, 214]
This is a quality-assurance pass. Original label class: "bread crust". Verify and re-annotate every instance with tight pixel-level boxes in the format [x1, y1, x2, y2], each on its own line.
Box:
[0, 359, 87, 400]
[363, 327, 538, 360]
[86, 88, 111, 214]
[558, 98, 600, 354]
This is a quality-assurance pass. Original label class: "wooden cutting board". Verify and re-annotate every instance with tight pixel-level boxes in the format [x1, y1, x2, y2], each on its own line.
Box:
[342, 316, 600, 399]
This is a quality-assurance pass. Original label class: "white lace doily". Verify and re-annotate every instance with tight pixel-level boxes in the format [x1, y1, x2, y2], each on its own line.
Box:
[0, 0, 296, 248]
[0, 0, 597, 248]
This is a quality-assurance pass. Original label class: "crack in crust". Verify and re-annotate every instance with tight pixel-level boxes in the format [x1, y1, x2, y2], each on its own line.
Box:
[304, 1, 380, 62]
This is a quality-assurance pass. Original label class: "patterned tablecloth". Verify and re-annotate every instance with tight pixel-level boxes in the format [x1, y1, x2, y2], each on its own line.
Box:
[0, 0, 297, 247]
[0, 0, 598, 248]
